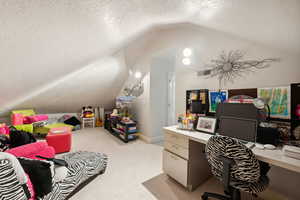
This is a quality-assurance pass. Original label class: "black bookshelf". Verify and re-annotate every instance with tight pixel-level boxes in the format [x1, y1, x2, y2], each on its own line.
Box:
[105, 116, 138, 143]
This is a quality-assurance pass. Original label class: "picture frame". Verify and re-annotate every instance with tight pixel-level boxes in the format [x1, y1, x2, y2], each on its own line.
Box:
[209, 90, 228, 113]
[196, 117, 217, 134]
[257, 86, 291, 119]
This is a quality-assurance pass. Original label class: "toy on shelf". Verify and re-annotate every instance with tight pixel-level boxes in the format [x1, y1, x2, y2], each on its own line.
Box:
[81, 106, 95, 118]
[121, 117, 134, 124]
[111, 109, 119, 117]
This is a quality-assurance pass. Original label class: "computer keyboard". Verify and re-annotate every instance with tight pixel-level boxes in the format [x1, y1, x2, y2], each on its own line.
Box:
[245, 142, 255, 149]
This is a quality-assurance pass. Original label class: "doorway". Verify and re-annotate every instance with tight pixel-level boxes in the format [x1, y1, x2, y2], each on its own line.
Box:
[167, 72, 176, 126]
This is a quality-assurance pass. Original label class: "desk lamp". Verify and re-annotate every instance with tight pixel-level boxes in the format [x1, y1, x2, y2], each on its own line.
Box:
[253, 98, 270, 121]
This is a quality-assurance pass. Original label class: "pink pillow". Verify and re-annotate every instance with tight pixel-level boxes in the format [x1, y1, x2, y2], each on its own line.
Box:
[23, 117, 31, 124]
[24, 115, 49, 124]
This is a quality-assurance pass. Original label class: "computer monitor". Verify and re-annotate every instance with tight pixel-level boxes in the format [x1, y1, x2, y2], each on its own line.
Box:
[218, 116, 257, 143]
[216, 103, 259, 120]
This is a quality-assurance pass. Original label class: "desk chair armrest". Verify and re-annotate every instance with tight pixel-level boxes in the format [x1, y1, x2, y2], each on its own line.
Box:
[221, 156, 234, 194]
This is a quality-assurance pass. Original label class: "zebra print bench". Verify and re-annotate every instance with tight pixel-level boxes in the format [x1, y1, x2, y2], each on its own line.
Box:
[0, 151, 108, 200]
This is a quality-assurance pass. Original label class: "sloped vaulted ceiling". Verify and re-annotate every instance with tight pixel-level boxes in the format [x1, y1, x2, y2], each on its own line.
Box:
[0, 0, 299, 116]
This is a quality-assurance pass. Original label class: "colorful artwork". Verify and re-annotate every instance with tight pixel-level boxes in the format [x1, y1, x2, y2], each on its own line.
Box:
[209, 90, 228, 113]
[258, 87, 290, 119]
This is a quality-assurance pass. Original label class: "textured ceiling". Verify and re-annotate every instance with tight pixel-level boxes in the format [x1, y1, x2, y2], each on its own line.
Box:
[0, 0, 299, 116]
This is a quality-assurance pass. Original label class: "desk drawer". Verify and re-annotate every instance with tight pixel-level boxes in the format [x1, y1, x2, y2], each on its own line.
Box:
[165, 131, 189, 149]
[164, 141, 189, 159]
[163, 150, 188, 187]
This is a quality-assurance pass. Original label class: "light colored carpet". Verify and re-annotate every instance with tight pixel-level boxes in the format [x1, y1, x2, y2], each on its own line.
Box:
[69, 128, 286, 200]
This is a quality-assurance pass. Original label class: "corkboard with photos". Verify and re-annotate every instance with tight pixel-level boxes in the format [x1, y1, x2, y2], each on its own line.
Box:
[186, 84, 299, 142]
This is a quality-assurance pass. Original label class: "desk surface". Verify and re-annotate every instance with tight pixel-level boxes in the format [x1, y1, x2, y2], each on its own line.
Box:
[164, 126, 300, 173]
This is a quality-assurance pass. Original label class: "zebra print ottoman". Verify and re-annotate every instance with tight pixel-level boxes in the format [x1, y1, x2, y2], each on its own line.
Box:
[1, 151, 107, 200]
[41, 151, 108, 200]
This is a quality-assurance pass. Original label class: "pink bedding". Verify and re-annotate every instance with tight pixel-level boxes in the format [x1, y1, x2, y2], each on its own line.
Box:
[6, 142, 55, 160]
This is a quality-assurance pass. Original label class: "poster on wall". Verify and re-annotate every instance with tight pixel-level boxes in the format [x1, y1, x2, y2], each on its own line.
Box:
[257, 86, 291, 119]
[209, 90, 228, 113]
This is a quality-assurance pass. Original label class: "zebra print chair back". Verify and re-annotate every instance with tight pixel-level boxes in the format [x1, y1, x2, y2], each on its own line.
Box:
[203, 135, 269, 199]
[206, 135, 260, 183]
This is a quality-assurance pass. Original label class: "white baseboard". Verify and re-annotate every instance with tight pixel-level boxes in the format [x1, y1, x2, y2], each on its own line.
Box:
[139, 134, 164, 144]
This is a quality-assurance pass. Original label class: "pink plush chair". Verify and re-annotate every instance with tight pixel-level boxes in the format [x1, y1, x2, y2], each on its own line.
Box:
[6, 141, 55, 159]
[46, 127, 72, 154]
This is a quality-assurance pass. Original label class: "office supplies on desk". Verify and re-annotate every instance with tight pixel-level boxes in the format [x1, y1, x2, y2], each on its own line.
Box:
[264, 144, 276, 150]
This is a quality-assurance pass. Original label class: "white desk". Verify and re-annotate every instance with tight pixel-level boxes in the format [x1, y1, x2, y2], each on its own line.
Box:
[163, 126, 300, 191]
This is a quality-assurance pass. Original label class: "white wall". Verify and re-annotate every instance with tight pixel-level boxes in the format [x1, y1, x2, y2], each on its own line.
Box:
[150, 57, 175, 141]
[121, 55, 175, 143]
[149, 25, 300, 117]
[130, 73, 151, 141]
[0, 53, 129, 116]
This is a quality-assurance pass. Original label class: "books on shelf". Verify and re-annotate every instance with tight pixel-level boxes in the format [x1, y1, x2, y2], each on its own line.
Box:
[128, 127, 137, 131]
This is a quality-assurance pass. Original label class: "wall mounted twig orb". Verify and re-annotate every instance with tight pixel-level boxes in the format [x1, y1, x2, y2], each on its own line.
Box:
[203, 50, 279, 89]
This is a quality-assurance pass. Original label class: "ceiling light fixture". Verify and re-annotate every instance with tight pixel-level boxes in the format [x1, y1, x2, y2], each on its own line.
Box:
[183, 48, 192, 57]
[182, 58, 191, 66]
[135, 71, 142, 79]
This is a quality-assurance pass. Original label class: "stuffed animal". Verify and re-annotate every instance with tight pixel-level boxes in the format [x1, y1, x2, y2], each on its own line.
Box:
[111, 109, 118, 117]
[81, 106, 95, 118]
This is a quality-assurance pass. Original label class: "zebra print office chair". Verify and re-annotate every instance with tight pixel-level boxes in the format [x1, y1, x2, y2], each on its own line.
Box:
[202, 135, 269, 200]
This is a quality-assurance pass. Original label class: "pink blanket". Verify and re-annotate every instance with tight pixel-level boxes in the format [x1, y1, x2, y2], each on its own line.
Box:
[6, 142, 55, 160]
